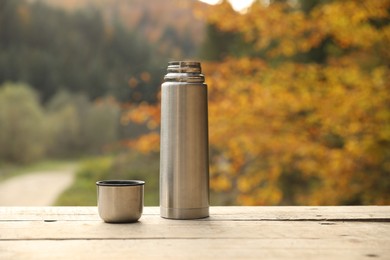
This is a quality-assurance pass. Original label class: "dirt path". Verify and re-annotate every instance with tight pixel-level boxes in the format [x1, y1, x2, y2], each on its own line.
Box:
[0, 168, 76, 206]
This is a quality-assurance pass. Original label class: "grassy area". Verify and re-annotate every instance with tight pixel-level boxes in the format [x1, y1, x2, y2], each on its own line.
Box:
[54, 152, 159, 206]
[0, 159, 78, 182]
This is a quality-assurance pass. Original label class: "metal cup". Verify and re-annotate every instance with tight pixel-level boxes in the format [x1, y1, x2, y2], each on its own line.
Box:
[96, 180, 145, 223]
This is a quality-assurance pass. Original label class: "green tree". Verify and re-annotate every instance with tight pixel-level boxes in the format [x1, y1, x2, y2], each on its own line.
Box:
[82, 97, 120, 153]
[46, 93, 84, 157]
[0, 0, 162, 102]
[0, 82, 47, 163]
[46, 91, 120, 157]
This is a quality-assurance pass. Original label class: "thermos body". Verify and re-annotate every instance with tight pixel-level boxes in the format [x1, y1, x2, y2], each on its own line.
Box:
[160, 61, 210, 219]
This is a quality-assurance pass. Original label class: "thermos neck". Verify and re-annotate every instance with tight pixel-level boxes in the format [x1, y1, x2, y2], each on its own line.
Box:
[164, 61, 205, 83]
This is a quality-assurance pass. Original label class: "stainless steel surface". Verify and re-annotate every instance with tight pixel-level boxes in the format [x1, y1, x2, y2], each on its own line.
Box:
[96, 180, 144, 223]
[160, 61, 209, 219]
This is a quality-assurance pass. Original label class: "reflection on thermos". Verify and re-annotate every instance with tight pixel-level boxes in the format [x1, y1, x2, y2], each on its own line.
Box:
[160, 61, 209, 219]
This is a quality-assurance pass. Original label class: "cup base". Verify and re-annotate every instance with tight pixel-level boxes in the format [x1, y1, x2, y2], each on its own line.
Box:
[101, 218, 140, 224]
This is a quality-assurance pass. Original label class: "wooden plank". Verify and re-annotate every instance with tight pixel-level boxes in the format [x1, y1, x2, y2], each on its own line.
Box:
[1, 207, 389, 259]
[1, 218, 389, 240]
[0, 239, 388, 260]
[0, 207, 99, 221]
[210, 206, 390, 221]
[1, 206, 389, 221]
[0, 207, 158, 221]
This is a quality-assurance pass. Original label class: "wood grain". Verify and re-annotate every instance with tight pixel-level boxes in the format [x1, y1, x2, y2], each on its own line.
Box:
[1, 239, 389, 260]
[0, 206, 389, 259]
[1, 206, 389, 221]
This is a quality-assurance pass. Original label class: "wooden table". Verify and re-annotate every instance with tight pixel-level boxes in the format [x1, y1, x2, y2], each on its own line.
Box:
[0, 206, 389, 259]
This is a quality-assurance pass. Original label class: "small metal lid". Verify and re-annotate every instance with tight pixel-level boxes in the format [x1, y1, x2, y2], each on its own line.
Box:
[96, 180, 145, 186]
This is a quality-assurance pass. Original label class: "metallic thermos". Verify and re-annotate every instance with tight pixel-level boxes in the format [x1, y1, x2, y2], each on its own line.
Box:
[160, 61, 209, 219]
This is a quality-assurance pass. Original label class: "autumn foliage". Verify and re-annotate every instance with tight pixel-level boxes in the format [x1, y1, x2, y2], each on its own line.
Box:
[124, 0, 390, 205]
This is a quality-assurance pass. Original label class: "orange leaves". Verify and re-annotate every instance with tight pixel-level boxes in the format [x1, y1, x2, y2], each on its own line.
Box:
[202, 1, 324, 57]
[201, 0, 389, 58]
[211, 175, 232, 192]
[203, 0, 390, 205]
[121, 102, 160, 128]
[128, 72, 153, 88]
[125, 132, 160, 154]
[123, 0, 390, 205]
[237, 185, 283, 206]
[123, 56, 389, 205]
[140, 72, 151, 83]
[203, 55, 389, 205]
[313, 0, 388, 50]
[120, 103, 160, 154]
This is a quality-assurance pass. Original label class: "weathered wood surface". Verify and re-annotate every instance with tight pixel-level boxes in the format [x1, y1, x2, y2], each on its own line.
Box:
[1, 206, 389, 221]
[0, 206, 389, 259]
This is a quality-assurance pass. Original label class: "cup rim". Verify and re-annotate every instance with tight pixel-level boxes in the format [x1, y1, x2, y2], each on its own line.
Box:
[96, 180, 145, 186]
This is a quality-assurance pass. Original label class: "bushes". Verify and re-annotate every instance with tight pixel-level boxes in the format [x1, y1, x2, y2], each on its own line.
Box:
[0, 82, 120, 163]
[0, 83, 47, 163]
[46, 91, 120, 157]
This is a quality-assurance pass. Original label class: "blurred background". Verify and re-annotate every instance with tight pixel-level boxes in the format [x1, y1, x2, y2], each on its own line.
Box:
[0, 0, 389, 206]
